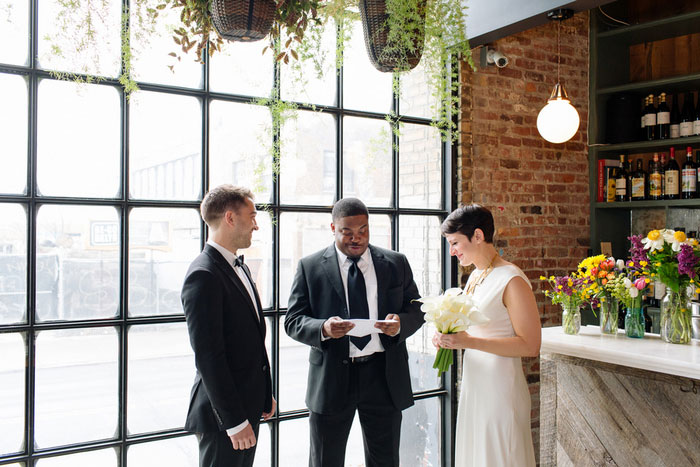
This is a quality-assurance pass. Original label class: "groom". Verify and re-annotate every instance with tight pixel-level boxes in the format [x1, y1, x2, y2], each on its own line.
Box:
[285, 197, 424, 467]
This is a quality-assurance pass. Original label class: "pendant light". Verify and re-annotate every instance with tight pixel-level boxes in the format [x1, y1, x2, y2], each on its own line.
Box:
[537, 9, 580, 144]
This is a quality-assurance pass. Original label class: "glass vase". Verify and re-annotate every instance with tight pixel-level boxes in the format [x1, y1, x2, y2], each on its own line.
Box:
[562, 304, 581, 335]
[625, 307, 645, 338]
[660, 290, 692, 344]
[599, 297, 618, 335]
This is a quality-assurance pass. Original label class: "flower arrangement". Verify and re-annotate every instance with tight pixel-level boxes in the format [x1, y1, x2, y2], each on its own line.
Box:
[540, 274, 589, 334]
[416, 288, 489, 376]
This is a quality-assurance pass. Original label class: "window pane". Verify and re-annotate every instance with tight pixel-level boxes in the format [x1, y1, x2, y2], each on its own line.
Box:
[129, 91, 202, 201]
[35, 328, 119, 448]
[37, 80, 120, 198]
[279, 212, 330, 308]
[130, 0, 203, 88]
[342, 21, 392, 113]
[209, 100, 272, 202]
[398, 215, 442, 296]
[0, 332, 25, 456]
[253, 424, 272, 466]
[401, 397, 441, 466]
[280, 20, 336, 106]
[399, 61, 437, 119]
[0, 203, 27, 325]
[37, 0, 120, 77]
[345, 415, 365, 466]
[0, 73, 27, 195]
[127, 435, 199, 467]
[279, 314, 308, 412]
[399, 123, 442, 209]
[36, 205, 120, 322]
[238, 210, 273, 309]
[406, 325, 440, 392]
[128, 208, 200, 317]
[343, 117, 392, 207]
[0, 0, 29, 66]
[280, 110, 336, 206]
[368, 214, 392, 250]
[127, 323, 194, 434]
[279, 418, 310, 465]
[210, 41, 273, 97]
[35, 448, 118, 467]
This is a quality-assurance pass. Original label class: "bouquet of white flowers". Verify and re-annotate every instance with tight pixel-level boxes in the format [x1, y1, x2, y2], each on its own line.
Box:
[416, 288, 489, 376]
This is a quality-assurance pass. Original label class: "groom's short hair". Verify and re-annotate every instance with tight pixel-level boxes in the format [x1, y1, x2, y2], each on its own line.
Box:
[441, 204, 495, 243]
[332, 198, 369, 221]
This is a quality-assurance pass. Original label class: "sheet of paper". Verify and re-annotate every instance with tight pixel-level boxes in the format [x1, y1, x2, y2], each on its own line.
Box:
[345, 319, 397, 337]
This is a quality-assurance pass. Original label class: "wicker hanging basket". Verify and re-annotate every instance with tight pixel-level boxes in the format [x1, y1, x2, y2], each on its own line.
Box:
[210, 0, 276, 42]
[359, 0, 427, 73]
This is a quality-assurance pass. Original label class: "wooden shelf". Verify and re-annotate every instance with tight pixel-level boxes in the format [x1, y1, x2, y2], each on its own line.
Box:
[590, 135, 700, 153]
[596, 10, 700, 45]
[594, 199, 700, 209]
[597, 73, 700, 96]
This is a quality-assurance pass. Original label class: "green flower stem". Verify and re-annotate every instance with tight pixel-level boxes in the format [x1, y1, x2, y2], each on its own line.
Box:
[433, 347, 453, 376]
[599, 299, 618, 335]
[661, 291, 693, 344]
[562, 305, 581, 335]
[625, 307, 645, 338]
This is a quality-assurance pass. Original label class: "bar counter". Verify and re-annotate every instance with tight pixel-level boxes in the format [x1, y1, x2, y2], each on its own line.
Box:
[539, 326, 700, 466]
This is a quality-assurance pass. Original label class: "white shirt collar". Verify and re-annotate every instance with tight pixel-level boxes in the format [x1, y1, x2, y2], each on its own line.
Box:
[334, 243, 371, 266]
[207, 239, 240, 267]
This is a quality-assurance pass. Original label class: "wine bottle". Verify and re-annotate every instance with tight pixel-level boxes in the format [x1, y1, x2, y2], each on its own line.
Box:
[680, 92, 694, 137]
[665, 147, 680, 199]
[670, 93, 681, 139]
[646, 94, 657, 140]
[649, 153, 663, 200]
[641, 96, 648, 140]
[694, 92, 700, 136]
[657, 92, 670, 139]
[615, 154, 628, 201]
[682, 146, 696, 199]
[631, 158, 646, 200]
[660, 152, 668, 196]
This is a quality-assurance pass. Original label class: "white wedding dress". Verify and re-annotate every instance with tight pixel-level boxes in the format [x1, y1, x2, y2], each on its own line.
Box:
[455, 264, 536, 467]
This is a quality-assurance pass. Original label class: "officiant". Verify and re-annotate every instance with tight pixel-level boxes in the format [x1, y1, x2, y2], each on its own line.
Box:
[284, 197, 425, 467]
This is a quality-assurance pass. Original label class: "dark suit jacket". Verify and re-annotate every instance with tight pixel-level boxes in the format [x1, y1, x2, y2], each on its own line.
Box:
[181, 244, 272, 433]
[284, 244, 425, 415]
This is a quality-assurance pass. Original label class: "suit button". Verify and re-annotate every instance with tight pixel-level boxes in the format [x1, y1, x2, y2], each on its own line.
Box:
[342, 360, 348, 364]
[262, 365, 268, 372]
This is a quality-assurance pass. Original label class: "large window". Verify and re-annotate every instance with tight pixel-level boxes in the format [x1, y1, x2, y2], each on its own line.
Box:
[0, 2, 453, 465]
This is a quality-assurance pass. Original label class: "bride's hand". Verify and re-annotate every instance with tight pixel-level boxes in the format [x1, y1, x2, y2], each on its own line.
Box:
[435, 331, 471, 350]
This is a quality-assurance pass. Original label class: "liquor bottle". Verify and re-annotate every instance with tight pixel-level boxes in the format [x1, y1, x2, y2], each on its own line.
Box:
[660, 152, 668, 196]
[656, 92, 670, 139]
[682, 146, 696, 199]
[606, 164, 617, 203]
[615, 154, 628, 201]
[665, 147, 680, 199]
[670, 93, 681, 139]
[680, 92, 695, 137]
[646, 94, 657, 140]
[696, 150, 700, 194]
[694, 92, 700, 136]
[631, 158, 647, 200]
[640, 96, 648, 140]
[649, 153, 663, 200]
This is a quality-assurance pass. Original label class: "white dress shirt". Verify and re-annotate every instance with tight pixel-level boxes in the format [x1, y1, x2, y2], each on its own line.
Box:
[206, 239, 258, 436]
[334, 245, 385, 357]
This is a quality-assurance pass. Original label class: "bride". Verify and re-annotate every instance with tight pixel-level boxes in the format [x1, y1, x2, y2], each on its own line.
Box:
[433, 204, 541, 467]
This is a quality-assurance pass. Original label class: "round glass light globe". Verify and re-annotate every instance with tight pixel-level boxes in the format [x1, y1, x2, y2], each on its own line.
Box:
[536, 99, 580, 144]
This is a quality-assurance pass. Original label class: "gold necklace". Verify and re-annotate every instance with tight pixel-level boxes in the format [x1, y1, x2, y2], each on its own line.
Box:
[465, 253, 499, 295]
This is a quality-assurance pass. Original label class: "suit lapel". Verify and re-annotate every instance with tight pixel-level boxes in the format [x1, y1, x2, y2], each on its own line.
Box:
[204, 245, 264, 335]
[321, 244, 348, 316]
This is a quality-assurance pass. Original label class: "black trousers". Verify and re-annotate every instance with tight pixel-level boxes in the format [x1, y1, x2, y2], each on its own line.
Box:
[309, 353, 402, 467]
[197, 422, 260, 467]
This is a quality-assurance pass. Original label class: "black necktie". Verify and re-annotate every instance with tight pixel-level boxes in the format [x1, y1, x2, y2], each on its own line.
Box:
[347, 257, 371, 350]
[234, 255, 244, 268]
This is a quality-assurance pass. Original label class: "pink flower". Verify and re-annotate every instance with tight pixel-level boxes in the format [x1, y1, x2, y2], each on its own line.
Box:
[634, 278, 646, 290]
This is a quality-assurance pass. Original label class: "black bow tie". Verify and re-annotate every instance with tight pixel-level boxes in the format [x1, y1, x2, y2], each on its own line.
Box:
[234, 255, 244, 268]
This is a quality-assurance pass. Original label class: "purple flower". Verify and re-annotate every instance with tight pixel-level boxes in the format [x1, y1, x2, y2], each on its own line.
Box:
[554, 275, 583, 296]
[677, 243, 699, 278]
[628, 235, 649, 268]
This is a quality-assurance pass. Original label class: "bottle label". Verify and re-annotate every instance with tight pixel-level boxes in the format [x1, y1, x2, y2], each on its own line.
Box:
[607, 179, 616, 202]
[680, 121, 693, 137]
[649, 174, 662, 197]
[646, 114, 657, 126]
[632, 178, 645, 197]
[694, 120, 700, 135]
[665, 170, 680, 195]
[682, 169, 697, 192]
[641, 116, 645, 129]
[670, 124, 680, 138]
[657, 111, 670, 124]
[616, 178, 627, 196]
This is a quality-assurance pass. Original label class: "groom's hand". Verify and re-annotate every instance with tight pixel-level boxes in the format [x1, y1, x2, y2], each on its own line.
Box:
[322, 316, 355, 338]
[375, 314, 400, 336]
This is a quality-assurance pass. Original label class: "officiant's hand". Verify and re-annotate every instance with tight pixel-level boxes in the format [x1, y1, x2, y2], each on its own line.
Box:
[322, 316, 355, 338]
[375, 314, 400, 336]
[433, 331, 471, 350]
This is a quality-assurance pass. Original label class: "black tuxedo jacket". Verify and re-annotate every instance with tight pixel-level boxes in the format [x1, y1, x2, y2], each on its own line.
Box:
[181, 244, 272, 433]
[284, 244, 425, 415]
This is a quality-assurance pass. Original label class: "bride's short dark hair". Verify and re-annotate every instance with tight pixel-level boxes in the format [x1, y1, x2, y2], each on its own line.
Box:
[441, 204, 494, 242]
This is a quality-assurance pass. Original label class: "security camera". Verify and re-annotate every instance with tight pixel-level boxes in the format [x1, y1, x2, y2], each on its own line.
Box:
[486, 49, 509, 68]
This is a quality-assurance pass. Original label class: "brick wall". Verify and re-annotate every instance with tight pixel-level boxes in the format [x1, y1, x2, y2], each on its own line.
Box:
[458, 11, 591, 461]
